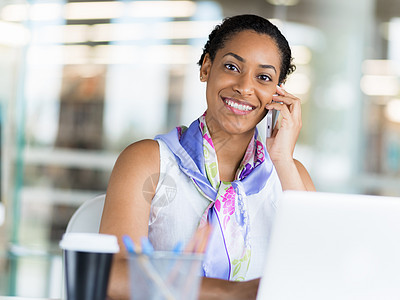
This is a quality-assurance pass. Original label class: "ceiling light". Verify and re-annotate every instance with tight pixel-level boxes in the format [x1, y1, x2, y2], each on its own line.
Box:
[360, 75, 399, 96]
[93, 44, 195, 65]
[385, 99, 400, 123]
[0, 3, 63, 21]
[64, 1, 196, 20]
[90, 20, 218, 42]
[27, 45, 92, 65]
[65, 2, 122, 20]
[128, 1, 196, 18]
[0, 21, 30, 46]
[266, 0, 300, 6]
[33, 25, 89, 44]
[1, 1, 197, 22]
[362, 59, 397, 76]
[30, 3, 63, 21]
[154, 20, 219, 39]
[90, 23, 146, 42]
[0, 4, 28, 22]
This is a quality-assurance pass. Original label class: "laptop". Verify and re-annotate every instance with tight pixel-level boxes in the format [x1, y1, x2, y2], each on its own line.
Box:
[257, 190, 400, 300]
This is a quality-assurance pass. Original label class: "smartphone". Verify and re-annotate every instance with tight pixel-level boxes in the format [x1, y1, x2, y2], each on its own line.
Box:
[266, 109, 280, 138]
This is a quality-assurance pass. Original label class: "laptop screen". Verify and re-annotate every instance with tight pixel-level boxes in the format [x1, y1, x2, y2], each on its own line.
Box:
[257, 191, 400, 300]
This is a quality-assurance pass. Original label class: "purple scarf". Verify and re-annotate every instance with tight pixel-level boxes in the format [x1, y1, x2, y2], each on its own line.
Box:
[155, 115, 273, 280]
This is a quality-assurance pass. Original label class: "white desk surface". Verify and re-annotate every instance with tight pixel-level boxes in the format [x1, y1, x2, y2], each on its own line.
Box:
[0, 297, 60, 300]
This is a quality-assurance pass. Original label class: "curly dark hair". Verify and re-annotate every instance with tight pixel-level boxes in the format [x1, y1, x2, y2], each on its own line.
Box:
[198, 14, 296, 84]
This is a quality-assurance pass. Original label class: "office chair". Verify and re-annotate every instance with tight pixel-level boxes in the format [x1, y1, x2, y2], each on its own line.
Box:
[66, 194, 106, 233]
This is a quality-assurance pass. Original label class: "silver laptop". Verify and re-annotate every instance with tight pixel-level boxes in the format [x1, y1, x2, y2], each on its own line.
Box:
[257, 191, 400, 300]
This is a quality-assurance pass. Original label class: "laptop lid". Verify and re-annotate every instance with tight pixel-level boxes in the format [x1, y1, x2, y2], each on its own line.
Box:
[257, 191, 400, 300]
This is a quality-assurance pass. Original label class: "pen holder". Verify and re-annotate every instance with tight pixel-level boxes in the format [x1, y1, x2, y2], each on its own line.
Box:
[128, 251, 204, 300]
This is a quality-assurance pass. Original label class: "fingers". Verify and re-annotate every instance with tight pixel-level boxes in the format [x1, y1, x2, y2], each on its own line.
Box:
[265, 85, 301, 120]
[273, 86, 300, 109]
[265, 86, 302, 135]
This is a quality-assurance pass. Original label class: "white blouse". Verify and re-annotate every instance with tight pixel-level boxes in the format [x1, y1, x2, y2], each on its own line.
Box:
[148, 139, 283, 280]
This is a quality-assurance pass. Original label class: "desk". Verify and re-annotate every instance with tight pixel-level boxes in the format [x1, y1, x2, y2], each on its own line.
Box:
[0, 298, 60, 300]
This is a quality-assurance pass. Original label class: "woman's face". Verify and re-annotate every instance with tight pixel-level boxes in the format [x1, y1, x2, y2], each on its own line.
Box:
[200, 30, 281, 136]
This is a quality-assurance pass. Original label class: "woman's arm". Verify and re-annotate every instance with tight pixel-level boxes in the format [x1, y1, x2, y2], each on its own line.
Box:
[294, 159, 315, 191]
[99, 139, 160, 299]
[272, 158, 315, 191]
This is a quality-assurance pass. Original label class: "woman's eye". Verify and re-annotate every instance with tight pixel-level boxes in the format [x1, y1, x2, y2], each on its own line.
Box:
[258, 74, 271, 82]
[225, 64, 238, 72]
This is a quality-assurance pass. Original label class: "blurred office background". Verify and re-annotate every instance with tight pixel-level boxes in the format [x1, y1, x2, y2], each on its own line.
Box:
[0, 0, 399, 297]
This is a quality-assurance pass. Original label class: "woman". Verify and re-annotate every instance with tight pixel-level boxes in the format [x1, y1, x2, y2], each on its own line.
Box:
[100, 14, 315, 300]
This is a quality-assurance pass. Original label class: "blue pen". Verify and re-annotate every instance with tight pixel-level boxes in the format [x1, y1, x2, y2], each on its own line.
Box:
[122, 235, 136, 254]
[172, 241, 184, 254]
[140, 237, 154, 256]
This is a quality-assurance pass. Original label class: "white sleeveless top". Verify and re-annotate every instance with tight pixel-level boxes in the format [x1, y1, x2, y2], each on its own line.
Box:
[148, 139, 283, 280]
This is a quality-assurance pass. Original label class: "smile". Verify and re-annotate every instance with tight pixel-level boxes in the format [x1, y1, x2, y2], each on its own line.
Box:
[223, 98, 255, 112]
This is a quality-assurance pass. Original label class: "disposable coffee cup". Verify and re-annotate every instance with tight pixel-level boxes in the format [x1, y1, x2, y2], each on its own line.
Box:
[60, 233, 120, 300]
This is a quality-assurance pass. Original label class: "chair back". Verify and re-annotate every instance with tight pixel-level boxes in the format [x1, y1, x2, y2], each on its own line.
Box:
[66, 194, 106, 233]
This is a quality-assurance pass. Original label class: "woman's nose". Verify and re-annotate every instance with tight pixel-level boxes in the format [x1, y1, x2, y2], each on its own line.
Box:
[233, 73, 254, 96]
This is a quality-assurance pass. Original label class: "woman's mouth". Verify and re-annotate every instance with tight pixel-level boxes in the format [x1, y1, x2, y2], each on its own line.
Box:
[222, 97, 255, 114]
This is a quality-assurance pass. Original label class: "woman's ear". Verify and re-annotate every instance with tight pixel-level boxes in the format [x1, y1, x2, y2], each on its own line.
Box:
[200, 53, 211, 82]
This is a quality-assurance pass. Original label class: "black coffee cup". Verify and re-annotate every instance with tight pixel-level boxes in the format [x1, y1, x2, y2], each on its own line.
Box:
[60, 233, 120, 300]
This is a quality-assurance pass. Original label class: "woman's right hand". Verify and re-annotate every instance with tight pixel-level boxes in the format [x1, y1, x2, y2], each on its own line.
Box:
[265, 85, 302, 163]
[264, 85, 315, 191]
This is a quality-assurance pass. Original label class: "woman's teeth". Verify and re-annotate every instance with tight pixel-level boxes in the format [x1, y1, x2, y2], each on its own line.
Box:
[225, 99, 253, 111]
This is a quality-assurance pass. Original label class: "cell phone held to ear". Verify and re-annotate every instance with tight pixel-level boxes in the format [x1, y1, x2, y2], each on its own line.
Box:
[266, 109, 279, 138]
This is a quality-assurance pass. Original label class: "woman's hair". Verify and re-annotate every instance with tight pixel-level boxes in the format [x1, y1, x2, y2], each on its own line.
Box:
[198, 14, 296, 84]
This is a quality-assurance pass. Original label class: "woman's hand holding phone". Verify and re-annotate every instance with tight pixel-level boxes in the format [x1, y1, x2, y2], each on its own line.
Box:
[265, 85, 302, 163]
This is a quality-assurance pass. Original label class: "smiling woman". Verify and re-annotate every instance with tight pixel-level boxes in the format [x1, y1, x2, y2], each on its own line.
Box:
[100, 14, 315, 300]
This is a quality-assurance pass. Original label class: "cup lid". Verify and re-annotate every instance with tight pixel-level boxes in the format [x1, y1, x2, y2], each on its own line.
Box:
[60, 233, 120, 253]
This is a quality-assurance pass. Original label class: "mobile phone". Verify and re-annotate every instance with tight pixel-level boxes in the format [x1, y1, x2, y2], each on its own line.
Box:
[266, 109, 280, 138]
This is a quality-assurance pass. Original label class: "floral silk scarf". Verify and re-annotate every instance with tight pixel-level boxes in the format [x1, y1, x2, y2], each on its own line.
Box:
[155, 113, 273, 281]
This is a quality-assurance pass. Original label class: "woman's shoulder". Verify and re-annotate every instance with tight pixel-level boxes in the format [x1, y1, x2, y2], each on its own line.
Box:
[122, 139, 159, 156]
[114, 139, 160, 175]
